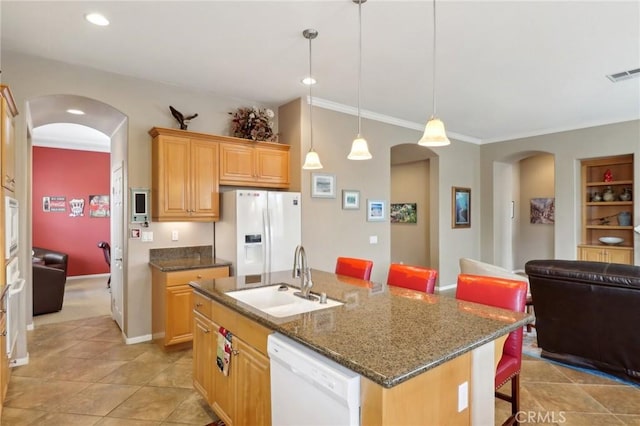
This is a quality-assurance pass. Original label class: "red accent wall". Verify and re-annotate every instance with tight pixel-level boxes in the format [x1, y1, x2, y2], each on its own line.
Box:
[32, 147, 110, 276]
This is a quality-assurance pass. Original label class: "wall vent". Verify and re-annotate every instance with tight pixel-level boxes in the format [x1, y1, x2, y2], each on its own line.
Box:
[606, 68, 640, 82]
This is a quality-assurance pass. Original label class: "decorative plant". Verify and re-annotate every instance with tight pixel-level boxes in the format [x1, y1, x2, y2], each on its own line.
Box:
[228, 107, 277, 142]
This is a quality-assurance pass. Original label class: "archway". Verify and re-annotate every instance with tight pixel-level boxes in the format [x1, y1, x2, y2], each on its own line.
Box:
[25, 94, 128, 331]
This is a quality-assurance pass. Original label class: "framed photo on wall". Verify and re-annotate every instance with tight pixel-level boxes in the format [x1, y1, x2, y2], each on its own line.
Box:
[367, 199, 386, 222]
[452, 187, 471, 228]
[311, 173, 336, 198]
[342, 190, 360, 210]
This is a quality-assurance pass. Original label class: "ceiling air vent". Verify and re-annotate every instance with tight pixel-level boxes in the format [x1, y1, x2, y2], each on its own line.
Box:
[606, 68, 640, 82]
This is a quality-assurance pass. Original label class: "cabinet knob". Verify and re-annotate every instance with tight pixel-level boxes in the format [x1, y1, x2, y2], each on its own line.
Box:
[204, 328, 210, 334]
[197, 275, 203, 279]
[195, 302, 203, 307]
[232, 349, 239, 356]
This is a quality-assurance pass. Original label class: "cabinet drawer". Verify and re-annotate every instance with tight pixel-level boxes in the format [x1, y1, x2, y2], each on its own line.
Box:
[165, 266, 229, 286]
[193, 291, 212, 318]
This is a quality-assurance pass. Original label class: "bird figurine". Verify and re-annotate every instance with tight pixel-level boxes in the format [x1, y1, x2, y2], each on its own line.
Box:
[169, 106, 198, 130]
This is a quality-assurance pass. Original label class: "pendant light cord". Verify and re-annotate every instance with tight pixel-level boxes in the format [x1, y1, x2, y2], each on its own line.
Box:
[308, 35, 314, 150]
[357, 0, 363, 137]
[432, 0, 437, 117]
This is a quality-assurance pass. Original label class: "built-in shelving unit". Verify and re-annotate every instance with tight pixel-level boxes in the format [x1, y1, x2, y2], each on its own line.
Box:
[578, 154, 634, 264]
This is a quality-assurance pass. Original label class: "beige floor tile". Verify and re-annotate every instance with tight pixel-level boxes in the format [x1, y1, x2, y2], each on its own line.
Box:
[522, 382, 608, 413]
[552, 363, 626, 386]
[20, 412, 103, 425]
[495, 385, 544, 425]
[24, 337, 82, 360]
[52, 383, 141, 417]
[617, 414, 640, 425]
[94, 418, 162, 426]
[163, 392, 218, 424]
[56, 340, 121, 359]
[0, 406, 48, 425]
[520, 359, 574, 384]
[47, 357, 127, 382]
[98, 361, 172, 386]
[147, 363, 193, 389]
[4, 377, 91, 410]
[56, 326, 114, 341]
[133, 347, 188, 364]
[106, 386, 193, 421]
[93, 343, 155, 362]
[581, 385, 640, 415]
[559, 412, 626, 425]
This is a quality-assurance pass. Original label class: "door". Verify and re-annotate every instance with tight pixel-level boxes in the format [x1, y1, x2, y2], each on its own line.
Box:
[111, 163, 124, 330]
[267, 192, 301, 273]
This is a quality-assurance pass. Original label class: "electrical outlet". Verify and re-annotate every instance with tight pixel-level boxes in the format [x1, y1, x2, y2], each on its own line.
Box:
[369, 235, 378, 244]
[141, 231, 153, 242]
[171, 230, 179, 241]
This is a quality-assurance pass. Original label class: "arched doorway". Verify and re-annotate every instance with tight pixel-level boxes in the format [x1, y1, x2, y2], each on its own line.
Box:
[26, 94, 128, 331]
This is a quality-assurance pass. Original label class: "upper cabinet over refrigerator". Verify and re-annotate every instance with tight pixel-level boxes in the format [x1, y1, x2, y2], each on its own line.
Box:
[216, 190, 301, 276]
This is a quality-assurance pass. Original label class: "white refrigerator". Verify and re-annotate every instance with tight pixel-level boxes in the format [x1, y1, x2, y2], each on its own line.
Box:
[216, 190, 301, 276]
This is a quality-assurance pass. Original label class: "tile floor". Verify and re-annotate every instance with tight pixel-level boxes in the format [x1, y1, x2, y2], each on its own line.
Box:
[1, 315, 639, 425]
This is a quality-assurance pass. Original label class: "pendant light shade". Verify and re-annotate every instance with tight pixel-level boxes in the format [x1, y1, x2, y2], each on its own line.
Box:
[418, 116, 450, 147]
[419, 0, 450, 147]
[302, 28, 323, 170]
[348, 0, 372, 161]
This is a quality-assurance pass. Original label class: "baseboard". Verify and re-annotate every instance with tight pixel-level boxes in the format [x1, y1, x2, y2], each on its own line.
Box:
[437, 283, 457, 292]
[67, 273, 109, 281]
[10, 354, 29, 367]
[126, 334, 152, 345]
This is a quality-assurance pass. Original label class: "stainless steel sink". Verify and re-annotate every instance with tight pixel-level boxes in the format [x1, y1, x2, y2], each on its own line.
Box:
[226, 284, 343, 318]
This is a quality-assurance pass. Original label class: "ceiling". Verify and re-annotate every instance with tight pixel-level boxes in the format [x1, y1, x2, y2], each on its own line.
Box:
[3, 0, 640, 146]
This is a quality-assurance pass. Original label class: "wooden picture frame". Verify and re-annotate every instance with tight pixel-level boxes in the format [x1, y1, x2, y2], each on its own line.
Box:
[452, 187, 471, 228]
[342, 190, 360, 210]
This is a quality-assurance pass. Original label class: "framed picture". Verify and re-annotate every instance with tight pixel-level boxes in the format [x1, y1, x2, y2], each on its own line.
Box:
[452, 187, 471, 228]
[367, 199, 386, 222]
[311, 173, 336, 198]
[530, 198, 555, 224]
[390, 203, 417, 223]
[342, 190, 360, 210]
[89, 195, 110, 218]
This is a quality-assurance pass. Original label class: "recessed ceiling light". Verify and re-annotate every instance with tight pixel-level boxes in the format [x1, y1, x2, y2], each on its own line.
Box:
[67, 109, 85, 115]
[302, 77, 317, 85]
[85, 13, 109, 26]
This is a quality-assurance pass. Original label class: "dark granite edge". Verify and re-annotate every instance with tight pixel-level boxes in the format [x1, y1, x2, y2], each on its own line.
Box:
[149, 258, 231, 272]
[190, 281, 533, 388]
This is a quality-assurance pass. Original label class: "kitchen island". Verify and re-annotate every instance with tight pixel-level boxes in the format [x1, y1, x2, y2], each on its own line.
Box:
[191, 269, 532, 425]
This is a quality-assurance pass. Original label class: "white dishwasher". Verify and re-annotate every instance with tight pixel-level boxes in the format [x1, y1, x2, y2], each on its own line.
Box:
[267, 333, 361, 426]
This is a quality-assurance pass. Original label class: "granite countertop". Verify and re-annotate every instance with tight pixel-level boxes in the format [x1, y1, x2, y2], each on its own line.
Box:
[148, 245, 231, 272]
[190, 269, 533, 389]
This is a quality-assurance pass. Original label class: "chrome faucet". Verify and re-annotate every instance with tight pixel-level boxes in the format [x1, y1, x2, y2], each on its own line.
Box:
[292, 245, 314, 299]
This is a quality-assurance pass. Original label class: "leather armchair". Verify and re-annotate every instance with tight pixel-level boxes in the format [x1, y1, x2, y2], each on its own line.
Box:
[33, 246, 69, 277]
[33, 264, 67, 315]
[32, 247, 69, 315]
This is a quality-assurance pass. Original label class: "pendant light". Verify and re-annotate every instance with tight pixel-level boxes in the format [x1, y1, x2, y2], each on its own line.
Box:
[418, 0, 451, 147]
[302, 28, 323, 170]
[348, 0, 372, 160]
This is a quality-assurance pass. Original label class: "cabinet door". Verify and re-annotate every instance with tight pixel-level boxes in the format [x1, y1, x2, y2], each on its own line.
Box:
[1, 97, 15, 192]
[255, 146, 289, 188]
[211, 322, 236, 426]
[605, 248, 632, 265]
[190, 139, 220, 219]
[193, 312, 213, 403]
[578, 247, 603, 262]
[219, 143, 255, 185]
[234, 337, 271, 426]
[153, 135, 191, 219]
[165, 285, 193, 345]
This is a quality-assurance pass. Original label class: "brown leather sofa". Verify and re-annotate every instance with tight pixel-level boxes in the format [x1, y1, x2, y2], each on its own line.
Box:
[32, 247, 69, 316]
[525, 259, 640, 384]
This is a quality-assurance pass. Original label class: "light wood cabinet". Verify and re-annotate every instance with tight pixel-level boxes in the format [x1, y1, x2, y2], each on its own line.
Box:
[193, 291, 272, 426]
[1, 86, 17, 192]
[0, 311, 7, 416]
[150, 127, 220, 222]
[219, 140, 290, 188]
[193, 311, 213, 402]
[151, 266, 229, 348]
[578, 154, 634, 264]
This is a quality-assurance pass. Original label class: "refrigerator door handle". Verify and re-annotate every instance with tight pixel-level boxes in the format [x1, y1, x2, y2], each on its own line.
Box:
[263, 208, 270, 274]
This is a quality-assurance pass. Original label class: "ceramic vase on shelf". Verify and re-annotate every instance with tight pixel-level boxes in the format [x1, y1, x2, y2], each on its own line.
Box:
[619, 187, 632, 201]
[618, 212, 631, 226]
[603, 186, 615, 202]
[591, 192, 602, 202]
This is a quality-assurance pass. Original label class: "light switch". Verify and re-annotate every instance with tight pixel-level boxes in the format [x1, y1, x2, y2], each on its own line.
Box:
[171, 230, 179, 241]
[369, 235, 378, 244]
[141, 231, 153, 242]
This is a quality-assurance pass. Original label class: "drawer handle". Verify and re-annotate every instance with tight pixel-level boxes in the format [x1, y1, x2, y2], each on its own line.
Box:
[195, 302, 203, 307]
[204, 328, 210, 334]
[232, 349, 239, 356]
